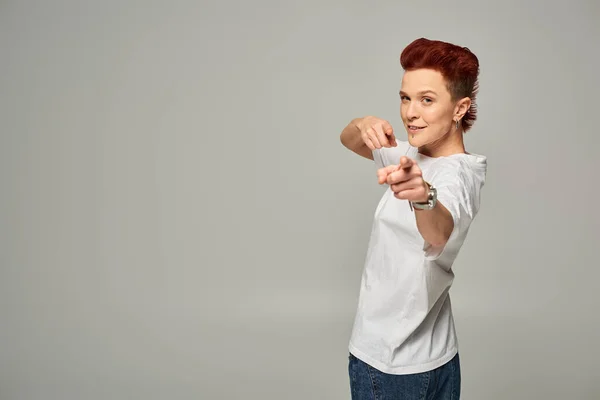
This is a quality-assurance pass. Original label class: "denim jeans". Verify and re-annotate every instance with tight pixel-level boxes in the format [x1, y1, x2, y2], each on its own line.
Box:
[348, 352, 461, 400]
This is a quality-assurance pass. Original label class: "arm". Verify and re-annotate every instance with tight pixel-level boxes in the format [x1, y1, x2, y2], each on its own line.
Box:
[340, 118, 373, 160]
[413, 202, 454, 247]
[377, 157, 454, 247]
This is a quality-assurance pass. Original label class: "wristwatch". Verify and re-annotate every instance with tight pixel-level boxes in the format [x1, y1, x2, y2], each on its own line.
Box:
[410, 181, 437, 211]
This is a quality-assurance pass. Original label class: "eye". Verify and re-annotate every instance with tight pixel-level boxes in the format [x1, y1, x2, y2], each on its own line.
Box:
[400, 95, 410, 101]
[422, 97, 433, 104]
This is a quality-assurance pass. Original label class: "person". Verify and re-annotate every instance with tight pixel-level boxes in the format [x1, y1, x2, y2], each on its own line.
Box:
[340, 38, 487, 399]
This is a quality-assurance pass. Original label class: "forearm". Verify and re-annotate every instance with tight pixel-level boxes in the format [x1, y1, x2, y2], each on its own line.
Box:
[340, 118, 366, 153]
[413, 202, 454, 247]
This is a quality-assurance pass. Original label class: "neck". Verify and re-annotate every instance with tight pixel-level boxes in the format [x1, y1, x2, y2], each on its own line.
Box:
[418, 129, 466, 158]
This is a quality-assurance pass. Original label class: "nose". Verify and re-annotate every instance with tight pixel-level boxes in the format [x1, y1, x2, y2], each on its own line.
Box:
[406, 101, 419, 121]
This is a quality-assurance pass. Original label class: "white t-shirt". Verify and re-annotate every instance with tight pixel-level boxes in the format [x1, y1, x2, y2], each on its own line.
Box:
[348, 140, 487, 375]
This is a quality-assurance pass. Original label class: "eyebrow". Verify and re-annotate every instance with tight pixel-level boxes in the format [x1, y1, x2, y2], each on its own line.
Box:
[399, 90, 437, 96]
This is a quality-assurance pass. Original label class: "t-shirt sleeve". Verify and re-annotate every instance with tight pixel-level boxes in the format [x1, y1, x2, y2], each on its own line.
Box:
[423, 159, 485, 261]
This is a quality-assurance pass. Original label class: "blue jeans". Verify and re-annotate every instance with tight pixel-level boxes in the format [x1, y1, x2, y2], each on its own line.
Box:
[348, 352, 461, 400]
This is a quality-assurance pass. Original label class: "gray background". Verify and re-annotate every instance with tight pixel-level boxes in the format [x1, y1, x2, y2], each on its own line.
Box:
[1, 0, 599, 399]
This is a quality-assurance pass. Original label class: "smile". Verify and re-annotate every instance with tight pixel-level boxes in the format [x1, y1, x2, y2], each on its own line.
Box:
[407, 125, 425, 131]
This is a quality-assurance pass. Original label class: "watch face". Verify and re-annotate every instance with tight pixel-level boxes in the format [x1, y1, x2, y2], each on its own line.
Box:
[429, 187, 437, 201]
[411, 184, 437, 210]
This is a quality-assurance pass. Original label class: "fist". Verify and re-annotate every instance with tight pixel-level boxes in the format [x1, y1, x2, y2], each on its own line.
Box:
[377, 156, 429, 202]
[356, 116, 397, 150]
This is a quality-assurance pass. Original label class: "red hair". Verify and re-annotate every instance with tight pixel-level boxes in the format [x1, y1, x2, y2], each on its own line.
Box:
[400, 38, 480, 133]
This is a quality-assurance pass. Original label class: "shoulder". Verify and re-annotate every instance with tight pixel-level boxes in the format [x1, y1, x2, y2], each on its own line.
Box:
[425, 153, 487, 188]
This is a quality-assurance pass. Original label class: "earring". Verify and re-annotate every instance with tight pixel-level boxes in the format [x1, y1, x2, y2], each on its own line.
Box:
[455, 120, 459, 129]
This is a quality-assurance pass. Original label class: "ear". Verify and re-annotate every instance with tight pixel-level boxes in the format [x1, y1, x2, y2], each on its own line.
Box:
[454, 97, 471, 120]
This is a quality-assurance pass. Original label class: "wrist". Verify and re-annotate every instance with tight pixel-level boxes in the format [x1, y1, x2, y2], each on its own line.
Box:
[410, 181, 437, 211]
[416, 181, 430, 203]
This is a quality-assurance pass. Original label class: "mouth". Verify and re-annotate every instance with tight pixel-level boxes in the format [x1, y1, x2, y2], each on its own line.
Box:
[407, 125, 426, 132]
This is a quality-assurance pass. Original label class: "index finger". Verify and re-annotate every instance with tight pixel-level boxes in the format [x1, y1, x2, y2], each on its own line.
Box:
[397, 156, 413, 170]
[382, 121, 394, 136]
[382, 121, 396, 147]
[372, 125, 391, 148]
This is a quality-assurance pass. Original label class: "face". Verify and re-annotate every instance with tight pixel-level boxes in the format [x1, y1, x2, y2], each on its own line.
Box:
[399, 68, 468, 150]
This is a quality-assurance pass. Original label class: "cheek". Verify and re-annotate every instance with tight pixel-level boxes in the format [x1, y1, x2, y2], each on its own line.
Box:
[423, 107, 448, 125]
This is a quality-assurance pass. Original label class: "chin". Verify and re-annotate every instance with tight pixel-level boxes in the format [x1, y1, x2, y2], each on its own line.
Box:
[406, 129, 445, 149]
[407, 134, 426, 148]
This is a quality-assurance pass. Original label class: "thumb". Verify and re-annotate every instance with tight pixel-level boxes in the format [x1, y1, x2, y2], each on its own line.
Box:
[382, 121, 394, 136]
[389, 134, 397, 147]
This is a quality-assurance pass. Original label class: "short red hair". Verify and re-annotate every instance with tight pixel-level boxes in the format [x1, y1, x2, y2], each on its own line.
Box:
[400, 38, 480, 133]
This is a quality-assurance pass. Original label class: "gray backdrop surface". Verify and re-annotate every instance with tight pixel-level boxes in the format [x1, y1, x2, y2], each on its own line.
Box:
[1, 1, 599, 399]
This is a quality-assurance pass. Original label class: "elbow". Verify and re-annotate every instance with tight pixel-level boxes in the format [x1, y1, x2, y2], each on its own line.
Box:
[424, 227, 453, 248]
[340, 132, 347, 147]
[429, 238, 447, 248]
[420, 231, 446, 248]
[430, 229, 453, 248]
